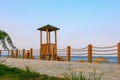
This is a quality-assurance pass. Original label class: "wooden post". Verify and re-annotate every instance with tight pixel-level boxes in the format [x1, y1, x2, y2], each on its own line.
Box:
[49, 32, 50, 44]
[22, 49, 25, 58]
[40, 30, 42, 59]
[26, 50, 29, 59]
[29, 48, 33, 59]
[40, 48, 42, 60]
[46, 29, 49, 59]
[48, 32, 51, 58]
[16, 49, 18, 58]
[117, 43, 120, 64]
[10, 50, 13, 58]
[46, 29, 49, 46]
[51, 46, 55, 60]
[66, 46, 71, 62]
[19, 50, 20, 58]
[55, 31, 57, 56]
[88, 44, 92, 63]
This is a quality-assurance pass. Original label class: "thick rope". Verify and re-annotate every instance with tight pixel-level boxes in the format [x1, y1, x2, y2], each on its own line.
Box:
[93, 45, 117, 49]
[71, 52, 87, 55]
[93, 49, 117, 52]
[71, 49, 88, 52]
[71, 47, 88, 51]
[93, 53, 117, 55]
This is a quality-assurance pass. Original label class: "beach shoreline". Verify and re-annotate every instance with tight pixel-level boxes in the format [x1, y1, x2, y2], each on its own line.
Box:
[0, 58, 120, 80]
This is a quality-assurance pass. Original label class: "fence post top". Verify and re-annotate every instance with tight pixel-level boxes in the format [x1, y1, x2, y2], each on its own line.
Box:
[88, 44, 92, 46]
[67, 45, 70, 47]
[30, 48, 33, 50]
[118, 42, 120, 45]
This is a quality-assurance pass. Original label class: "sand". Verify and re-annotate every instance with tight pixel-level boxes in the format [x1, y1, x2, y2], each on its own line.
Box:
[0, 57, 120, 80]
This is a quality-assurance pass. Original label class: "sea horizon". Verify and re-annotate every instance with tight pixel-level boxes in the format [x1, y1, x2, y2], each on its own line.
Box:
[0, 53, 118, 63]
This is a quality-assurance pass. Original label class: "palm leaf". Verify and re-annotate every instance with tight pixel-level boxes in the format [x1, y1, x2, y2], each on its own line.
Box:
[0, 30, 16, 50]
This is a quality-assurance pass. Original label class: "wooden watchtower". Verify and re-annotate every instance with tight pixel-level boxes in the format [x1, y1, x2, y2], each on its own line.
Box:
[37, 24, 60, 60]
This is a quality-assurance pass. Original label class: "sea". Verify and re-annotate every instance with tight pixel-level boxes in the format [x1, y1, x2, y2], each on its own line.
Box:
[69, 56, 118, 63]
[0, 55, 118, 63]
[0, 53, 118, 64]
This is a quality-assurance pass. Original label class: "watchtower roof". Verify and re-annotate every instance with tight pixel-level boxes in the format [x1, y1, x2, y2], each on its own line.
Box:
[37, 24, 60, 31]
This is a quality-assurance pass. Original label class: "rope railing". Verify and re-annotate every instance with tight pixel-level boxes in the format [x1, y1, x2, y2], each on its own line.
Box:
[71, 47, 88, 52]
[57, 50, 66, 52]
[57, 48, 66, 52]
[92, 44, 117, 56]
[93, 49, 117, 52]
[93, 45, 117, 49]
[66, 43, 119, 63]
[93, 53, 117, 55]
[71, 47, 88, 51]
[71, 49, 88, 52]
[0, 42, 120, 64]
[71, 52, 87, 55]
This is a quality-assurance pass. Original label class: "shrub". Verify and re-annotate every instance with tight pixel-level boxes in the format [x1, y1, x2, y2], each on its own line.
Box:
[63, 66, 103, 80]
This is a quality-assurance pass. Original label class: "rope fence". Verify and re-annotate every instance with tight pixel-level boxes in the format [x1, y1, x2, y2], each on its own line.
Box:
[93, 45, 117, 49]
[57, 48, 66, 52]
[57, 42, 120, 64]
[0, 42, 120, 64]
[92, 49, 117, 52]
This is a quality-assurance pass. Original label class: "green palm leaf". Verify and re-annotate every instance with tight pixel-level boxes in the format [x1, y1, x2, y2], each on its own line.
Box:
[0, 30, 16, 50]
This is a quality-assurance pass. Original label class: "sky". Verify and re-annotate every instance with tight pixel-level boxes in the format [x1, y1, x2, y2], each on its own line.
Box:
[0, 0, 120, 50]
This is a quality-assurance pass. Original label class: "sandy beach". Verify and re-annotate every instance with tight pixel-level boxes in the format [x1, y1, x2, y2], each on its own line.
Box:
[1, 58, 120, 80]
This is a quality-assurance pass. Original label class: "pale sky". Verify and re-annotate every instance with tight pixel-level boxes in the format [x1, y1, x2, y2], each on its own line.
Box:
[0, 0, 120, 50]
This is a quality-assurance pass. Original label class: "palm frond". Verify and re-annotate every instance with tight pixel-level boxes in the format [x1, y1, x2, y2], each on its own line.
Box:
[0, 39, 9, 50]
[0, 30, 16, 49]
[6, 35, 16, 49]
